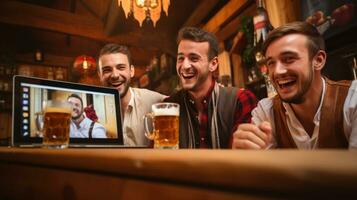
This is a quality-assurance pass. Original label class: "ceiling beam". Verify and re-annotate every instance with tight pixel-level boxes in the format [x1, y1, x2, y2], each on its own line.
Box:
[203, 0, 250, 33]
[216, 2, 256, 42]
[0, 1, 176, 55]
[104, 0, 120, 36]
[182, 0, 221, 27]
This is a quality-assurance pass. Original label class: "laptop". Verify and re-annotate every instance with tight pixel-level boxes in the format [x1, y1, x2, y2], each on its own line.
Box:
[12, 75, 126, 148]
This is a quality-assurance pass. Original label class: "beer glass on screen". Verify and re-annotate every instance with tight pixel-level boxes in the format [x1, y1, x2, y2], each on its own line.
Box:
[144, 103, 179, 149]
[42, 100, 72, 149]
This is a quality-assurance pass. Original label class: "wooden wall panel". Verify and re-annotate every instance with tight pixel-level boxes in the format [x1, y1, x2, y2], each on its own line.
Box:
[265, 0, 301, 28]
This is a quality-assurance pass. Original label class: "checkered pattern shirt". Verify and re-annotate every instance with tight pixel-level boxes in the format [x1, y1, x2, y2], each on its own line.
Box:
[187, 81, 257, 148]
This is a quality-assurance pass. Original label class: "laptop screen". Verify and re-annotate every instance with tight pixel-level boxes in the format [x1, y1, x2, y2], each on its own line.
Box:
[12, 76, 123, 146]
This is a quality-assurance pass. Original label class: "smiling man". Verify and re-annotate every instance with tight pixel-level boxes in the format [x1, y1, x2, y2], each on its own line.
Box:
[232, 21, 357, 149]
[97, 44, 166, 146]
[67, 93, 106, 139]
[165, 27, 257, 149]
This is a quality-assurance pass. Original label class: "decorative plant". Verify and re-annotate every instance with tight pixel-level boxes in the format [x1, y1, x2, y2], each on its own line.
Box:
[238, 16, 255, 69]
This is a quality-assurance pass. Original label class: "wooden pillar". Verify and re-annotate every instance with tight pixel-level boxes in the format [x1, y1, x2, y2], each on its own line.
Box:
[265, 0, 301, 28]
[231, 53, 245, 88]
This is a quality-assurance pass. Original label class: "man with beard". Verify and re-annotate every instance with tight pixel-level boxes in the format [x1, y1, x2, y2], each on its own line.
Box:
[97, 44, 166, 146]
[67, 93, 106, 138]
[232, 21, 357, 149]
[164, 27, 257, 148]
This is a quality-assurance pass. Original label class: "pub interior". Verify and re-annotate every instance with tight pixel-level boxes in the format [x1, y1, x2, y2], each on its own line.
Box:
[1, 0, 357, 199]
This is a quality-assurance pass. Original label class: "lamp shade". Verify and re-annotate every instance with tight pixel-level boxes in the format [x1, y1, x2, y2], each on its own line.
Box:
[73, 55, 97, 74]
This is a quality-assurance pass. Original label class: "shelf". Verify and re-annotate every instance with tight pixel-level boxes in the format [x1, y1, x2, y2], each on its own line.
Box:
[0, 91, 12, 95]
[245, 77, 264, 86]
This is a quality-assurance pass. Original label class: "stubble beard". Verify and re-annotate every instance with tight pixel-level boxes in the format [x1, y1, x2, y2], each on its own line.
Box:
[280, 65, 314, 104]
[180, 67, 209, 92]
[119, 79, 131, 99]
[72, 109, 83, 121]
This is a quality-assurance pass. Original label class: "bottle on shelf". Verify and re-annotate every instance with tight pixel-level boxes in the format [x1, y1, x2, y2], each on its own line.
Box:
[253, 0, 276, 98]
[55, 67, 64, 80]
[47, 67, 54, 80]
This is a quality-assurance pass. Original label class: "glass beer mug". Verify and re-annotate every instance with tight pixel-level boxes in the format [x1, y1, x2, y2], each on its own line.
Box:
[144, 103, 179, 149]
[42, 100, 72, 149]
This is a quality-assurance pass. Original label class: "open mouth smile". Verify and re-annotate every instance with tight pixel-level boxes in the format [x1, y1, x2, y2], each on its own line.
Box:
[111, 82, 124, 87]
[181, 72, 196, 80]
[276, 78, 297, 89]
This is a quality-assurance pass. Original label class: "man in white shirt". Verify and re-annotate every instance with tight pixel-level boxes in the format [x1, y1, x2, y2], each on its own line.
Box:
[232, 21, 357, 149]
[67, 93, 106, 138]
[97, 44, 166, 146]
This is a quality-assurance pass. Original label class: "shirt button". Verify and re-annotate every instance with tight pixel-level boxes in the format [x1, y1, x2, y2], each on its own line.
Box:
[201, 137, 205, 141]
[203, 100, 207, 104]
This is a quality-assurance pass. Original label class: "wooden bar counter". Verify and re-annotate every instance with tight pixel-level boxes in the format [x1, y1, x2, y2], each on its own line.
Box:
[1, 147, 357, 199]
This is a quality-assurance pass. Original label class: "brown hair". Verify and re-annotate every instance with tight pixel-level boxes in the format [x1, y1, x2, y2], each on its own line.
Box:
[98, 43, 132, 66]
[262, 21, 325, 58]
[177, 27, 219, 60]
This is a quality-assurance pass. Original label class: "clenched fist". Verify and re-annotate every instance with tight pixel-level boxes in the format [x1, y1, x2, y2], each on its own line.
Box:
[232, 121, 272, 149]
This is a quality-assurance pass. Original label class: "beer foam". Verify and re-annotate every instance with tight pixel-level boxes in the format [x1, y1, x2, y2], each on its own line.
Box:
[153, 107, 179, 116]
[45, 107, 71, 114]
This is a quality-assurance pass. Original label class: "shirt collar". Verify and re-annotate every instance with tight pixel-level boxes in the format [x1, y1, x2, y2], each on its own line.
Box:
[127, 87, 134, 112]
[75, 116, 89, 129]
[187, 81, 216, 105]
[314, 77, 326, 123]
[282, 77, 326, 125]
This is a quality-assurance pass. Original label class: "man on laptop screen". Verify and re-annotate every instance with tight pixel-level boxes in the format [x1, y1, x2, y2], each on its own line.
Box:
[67, 93, 106, 139]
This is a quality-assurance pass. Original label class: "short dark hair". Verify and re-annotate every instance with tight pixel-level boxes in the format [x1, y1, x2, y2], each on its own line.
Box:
[98, 43, 132, 66]
[262, 21, 325, 59]
[177, 27, 219, 60]
[67, 93, 83, 107]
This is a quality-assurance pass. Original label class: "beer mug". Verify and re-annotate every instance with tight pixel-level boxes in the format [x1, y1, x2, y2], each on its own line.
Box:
[35, 111, 44, 137]
[144, 103, 179, 149]
[42, 100, 72, 149]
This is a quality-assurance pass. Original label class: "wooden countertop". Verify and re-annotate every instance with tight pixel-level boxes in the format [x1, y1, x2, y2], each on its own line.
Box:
[1, 147, 357, 199]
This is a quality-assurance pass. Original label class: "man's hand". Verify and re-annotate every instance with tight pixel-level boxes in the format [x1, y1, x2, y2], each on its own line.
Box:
[232, 121, 272, 149]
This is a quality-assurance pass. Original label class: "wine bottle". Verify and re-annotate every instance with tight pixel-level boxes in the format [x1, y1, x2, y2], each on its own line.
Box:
[253, 0, 276, 97]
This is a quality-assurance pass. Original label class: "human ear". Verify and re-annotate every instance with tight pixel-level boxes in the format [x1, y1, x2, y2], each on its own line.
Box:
[313, 50, 326, 71]
[130, 65, 135, 78]
[209, 57, 218, 72]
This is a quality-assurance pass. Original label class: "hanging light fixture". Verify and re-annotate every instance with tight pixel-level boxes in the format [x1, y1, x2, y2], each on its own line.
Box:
[118, 0, 170, 27]
[73, 55, 96, 74]
[72, 55, 101, 85]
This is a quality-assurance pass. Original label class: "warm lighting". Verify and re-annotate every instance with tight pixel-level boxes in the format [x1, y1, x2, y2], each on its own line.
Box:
[136, 0, 145, 7]
[72, 55, 101, 85]
[118, 0, 170, 27]
[34, 49, 43, 62]
[73, 55, 96, 74]
[83, 57, 88, 70]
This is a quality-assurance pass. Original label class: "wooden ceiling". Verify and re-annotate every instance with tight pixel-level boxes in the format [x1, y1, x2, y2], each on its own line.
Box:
[0, 0, 252, 78]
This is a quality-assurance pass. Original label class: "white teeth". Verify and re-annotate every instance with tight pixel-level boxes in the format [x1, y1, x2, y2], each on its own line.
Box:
[182, 73, 195, 78]
[112, 82, 123, 87]
[278, 79, 295, 84]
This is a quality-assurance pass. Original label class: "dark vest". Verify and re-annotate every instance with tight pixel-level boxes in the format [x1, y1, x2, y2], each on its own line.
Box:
[273, 78, 351, 148]
[165, 87, 238, 148]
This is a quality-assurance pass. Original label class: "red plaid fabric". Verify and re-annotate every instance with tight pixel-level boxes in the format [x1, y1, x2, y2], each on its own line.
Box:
[188, 82, 257, 148]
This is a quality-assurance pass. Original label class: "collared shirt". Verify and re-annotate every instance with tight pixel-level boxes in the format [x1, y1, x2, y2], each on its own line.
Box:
[252, 78, 357, 149]
[70, 117, 106, 138]
[122, 87, 166, 146]
[186, 81, 257, 148]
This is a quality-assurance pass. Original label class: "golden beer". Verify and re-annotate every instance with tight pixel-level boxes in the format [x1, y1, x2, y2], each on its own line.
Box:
[43, 107, 71, 148]
[153, 115, 179, 148]
[144, 103, 180, 149]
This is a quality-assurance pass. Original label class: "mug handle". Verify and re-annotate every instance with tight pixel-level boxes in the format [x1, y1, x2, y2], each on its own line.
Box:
[144, 112, 155, 140]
